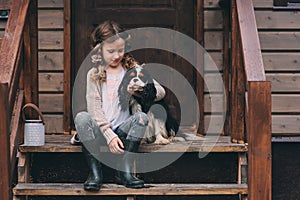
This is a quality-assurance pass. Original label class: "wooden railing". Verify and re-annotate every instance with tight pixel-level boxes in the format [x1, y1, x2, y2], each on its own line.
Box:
[231, 0, 272, 199]
[0, 0, 37, 199]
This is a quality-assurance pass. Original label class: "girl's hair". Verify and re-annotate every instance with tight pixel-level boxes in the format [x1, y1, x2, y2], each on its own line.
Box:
[91, 20, 129, 48]
[90, 20, 136, 82]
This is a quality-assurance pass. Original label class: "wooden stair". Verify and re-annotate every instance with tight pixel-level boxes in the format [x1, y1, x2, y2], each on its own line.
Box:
[14, 183, 248, 196]
[13, 135, 249, 200]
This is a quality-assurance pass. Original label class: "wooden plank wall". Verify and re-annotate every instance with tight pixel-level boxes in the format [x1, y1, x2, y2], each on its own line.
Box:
[204, 0, 300, 136]
[203, 0, 224, 134]
[255, 0, 300, 136]
[38, 0, 300, 136]
[38, 0, 64, 133]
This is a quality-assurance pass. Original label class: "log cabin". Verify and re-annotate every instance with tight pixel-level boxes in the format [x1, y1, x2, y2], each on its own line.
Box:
[0, 0, 299, 199]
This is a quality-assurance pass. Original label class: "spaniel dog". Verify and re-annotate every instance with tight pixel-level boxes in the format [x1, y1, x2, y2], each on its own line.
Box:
[118, 64, 180, 144]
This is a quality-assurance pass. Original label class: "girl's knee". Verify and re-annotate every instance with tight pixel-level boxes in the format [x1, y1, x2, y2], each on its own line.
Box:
[74, 111, 91, 126]
[133, 112, 148, 126]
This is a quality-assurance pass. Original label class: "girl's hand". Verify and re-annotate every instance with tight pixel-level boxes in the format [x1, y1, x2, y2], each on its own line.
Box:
[109, 137, 124, 154]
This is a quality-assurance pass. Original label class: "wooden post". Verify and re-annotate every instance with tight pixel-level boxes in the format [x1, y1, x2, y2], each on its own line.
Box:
[195, 0, 204, 134]
[0, 83, 12, 200]
[222, 0, 231, 136]
[238, 152, 248, 200]
[23, 0, 38, 107]
[247, 81, 272, 200]
[231, 0, 245, 143]
[64, 0, 71, 134]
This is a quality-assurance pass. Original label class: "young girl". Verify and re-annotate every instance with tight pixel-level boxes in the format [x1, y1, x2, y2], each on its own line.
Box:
[72, 20, 165, 191]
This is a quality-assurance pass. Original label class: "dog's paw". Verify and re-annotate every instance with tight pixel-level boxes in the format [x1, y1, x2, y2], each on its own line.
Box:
[153, 134, 170, 145]
[140, 138, 147, 144]
[172, 136, 186, 142]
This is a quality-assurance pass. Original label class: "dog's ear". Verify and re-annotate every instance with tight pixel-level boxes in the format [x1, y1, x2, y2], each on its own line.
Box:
[118, 72, 132, 111]
[138, 83, 157, 113]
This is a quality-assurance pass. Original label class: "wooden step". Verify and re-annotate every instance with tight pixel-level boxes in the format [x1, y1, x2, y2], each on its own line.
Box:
[19, 135, 248, 153]
[13, 183, 248, 196]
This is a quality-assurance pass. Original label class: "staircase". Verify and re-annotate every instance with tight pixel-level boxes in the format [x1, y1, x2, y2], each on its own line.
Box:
[13, 135, 248, 200]
[1, 0, 271, 200]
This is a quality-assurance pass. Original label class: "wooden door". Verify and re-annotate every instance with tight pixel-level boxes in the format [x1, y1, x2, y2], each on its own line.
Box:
[71, 0, 197, 129]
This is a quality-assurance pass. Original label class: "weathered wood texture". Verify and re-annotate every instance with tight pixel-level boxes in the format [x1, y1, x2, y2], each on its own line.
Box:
[0, 0, 37, 199]
[231, 0, 246, 143]
[195, 0, 205, 134]
[37, 0, 64, 133]
[236, 0, 265, 81]
[0, 84, 11, 200]
[63, 0, 71, 133]
[24, 0, 38, 107]
[19, 135, 248, 153]
[13, 183, 248, 196]
[247, 82, 272, 200]
[0, 0, 11, 9]
[36, 0, 300, 136]
[9, 90, 24, 178]
[0, 0, 29, 107]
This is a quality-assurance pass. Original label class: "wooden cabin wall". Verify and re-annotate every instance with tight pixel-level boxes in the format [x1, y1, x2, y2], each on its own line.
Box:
[254, 0, 300, 137]
[203, 0, 224, 134]
[38, 0, 64, 133]
[205, 0, 300, 137]
[37, 0, 300, 136]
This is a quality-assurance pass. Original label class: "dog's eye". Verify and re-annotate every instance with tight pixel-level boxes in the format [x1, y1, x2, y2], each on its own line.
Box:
[130, 72, 136, 77]
[138, 73, 144, 77]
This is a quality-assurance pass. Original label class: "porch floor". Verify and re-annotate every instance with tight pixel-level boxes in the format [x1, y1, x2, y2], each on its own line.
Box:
[19, 135, 248, 153]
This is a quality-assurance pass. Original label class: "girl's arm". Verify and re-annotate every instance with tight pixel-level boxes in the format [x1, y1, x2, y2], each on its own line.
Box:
[86, 68, 118, 145]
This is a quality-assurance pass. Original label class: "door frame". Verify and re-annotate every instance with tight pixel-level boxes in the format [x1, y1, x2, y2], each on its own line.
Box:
[63, 0, 204, 134]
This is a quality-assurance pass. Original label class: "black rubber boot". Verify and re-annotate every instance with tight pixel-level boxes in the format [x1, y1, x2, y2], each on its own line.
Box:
[82, 145, 103, 191]
[115, 139, 144, 188]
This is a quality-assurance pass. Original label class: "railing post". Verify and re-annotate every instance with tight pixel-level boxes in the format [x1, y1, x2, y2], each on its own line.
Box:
[231, 0, 245, 143]
[24, 0, 38, 107]
[64, 0, 71, 133]
[194, 0, 204, 134]
[247, 81, 272, 200]
[0, 83, 12, 200]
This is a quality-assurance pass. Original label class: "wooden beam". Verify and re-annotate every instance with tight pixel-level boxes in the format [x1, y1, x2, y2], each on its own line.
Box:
[231, 0, 245, 143]
[63, 0, 71, 134]
[18, 135, 248, 153]
[195, 0, 204, 135]
[8, 43, 23, 114]
[223, 0, 230, 136]
[23, 0, 38, 106]
[247, 81, 272, 200]
[0, 0, 11, 10]
[10, 90, 24, 178]
[0, 83, 11, 200]
[13, 183, 248, 196]
[0, 0, 30, 86]
[17, 153, 31, 184]
[236, 0, 265, 81]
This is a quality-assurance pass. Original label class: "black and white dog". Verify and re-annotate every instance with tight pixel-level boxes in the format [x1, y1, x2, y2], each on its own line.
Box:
[118, 64, 180, 144]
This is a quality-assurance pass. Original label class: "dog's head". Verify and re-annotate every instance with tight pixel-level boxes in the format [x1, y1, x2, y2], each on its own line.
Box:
[126, 65, 153, 93]
[118, 64, 157, 112]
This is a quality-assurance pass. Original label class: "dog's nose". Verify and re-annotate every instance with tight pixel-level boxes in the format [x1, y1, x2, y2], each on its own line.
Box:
[133, 78, 138, 83]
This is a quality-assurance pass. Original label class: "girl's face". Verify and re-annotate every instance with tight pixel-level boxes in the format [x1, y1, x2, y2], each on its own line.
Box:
[102, 38, 125, 68]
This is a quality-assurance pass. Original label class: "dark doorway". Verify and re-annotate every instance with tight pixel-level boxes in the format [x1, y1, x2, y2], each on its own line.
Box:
[71, 0, 198, 129]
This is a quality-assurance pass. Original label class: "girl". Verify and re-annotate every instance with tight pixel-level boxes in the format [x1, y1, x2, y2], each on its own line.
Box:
[72, 20, 165, 191]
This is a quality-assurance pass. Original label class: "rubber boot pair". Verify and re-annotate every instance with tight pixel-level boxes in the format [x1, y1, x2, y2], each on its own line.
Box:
[82, 145, 103, 191]
[115, 139, 144, 188]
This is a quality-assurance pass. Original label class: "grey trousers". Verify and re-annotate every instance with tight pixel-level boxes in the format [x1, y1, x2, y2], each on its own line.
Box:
[74, 111, 148, 143]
